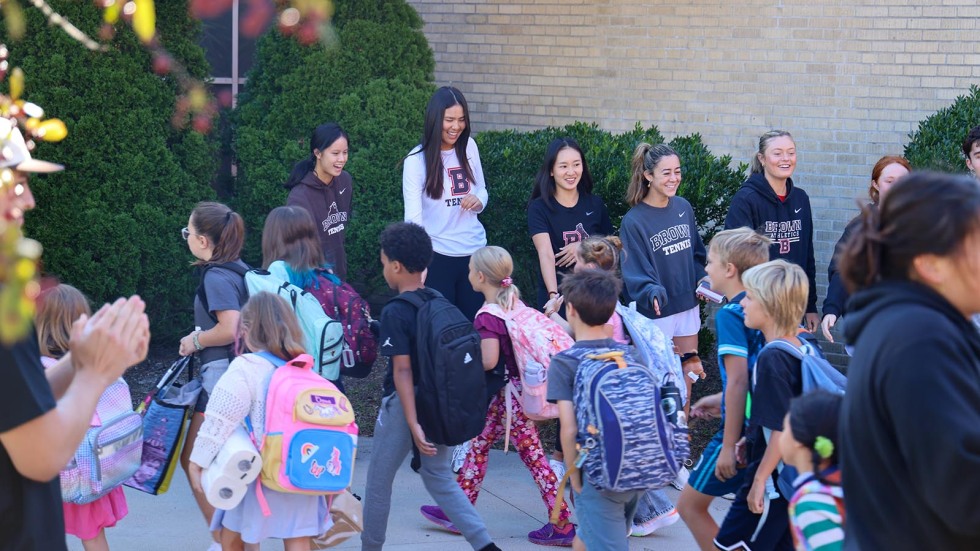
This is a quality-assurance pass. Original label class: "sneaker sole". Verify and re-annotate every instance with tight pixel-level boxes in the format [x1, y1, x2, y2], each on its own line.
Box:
[527, 536, 574, 547]
[630, 512, 680, 537]
[420, 509, 461, 535]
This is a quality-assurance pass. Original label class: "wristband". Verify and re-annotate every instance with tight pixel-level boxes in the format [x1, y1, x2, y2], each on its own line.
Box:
[548, 291, 559, 297]
[680, 351, 699, 363]
[192, 331, 204, 351]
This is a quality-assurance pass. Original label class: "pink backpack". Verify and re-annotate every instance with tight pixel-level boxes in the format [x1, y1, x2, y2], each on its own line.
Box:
[253, 352, 358, 496]
[478, 302, 574, 450]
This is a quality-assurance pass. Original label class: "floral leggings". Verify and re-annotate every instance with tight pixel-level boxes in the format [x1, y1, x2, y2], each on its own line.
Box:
[457, 386, 570, 524]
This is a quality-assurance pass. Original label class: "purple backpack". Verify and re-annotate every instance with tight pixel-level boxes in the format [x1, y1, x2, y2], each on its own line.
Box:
[306, 272, 377, 378]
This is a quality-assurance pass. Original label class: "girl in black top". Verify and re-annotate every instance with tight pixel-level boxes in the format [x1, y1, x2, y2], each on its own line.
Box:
[820, 155, 909, 344]
[838, 172, 980, 550]
[528, 138, 612, 310]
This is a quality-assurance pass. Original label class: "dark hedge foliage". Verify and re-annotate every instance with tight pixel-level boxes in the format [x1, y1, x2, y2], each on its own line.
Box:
[3, 0, 217, 340]
[232, 0, 434, 292]
[476, 122, 745, 294]
[905, 85, 980, 173]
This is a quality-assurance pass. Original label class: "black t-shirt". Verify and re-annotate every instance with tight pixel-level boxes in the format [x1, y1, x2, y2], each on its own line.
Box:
[527, 194, 614, 303]
[0, 333, 67, 550]
[378, 289, 426, 397]
[743, 346, 802, 496]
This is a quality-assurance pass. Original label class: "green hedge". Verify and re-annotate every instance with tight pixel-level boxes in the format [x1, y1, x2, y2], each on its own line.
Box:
[232, 0, 435, 292]
[905, 85, 980, 173]
[5, 0, 216, 340]
[476, 122, 746, 295]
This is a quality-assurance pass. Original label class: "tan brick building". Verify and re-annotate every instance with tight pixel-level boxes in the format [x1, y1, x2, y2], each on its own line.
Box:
[406, 0, 980, 355]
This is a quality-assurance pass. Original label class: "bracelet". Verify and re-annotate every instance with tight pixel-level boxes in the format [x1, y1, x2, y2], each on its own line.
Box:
[548, 291, 559, 297]
[192, 331, 204, 352]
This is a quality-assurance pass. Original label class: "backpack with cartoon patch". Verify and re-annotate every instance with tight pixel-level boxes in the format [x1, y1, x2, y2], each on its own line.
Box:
[254, 352, 358, 495]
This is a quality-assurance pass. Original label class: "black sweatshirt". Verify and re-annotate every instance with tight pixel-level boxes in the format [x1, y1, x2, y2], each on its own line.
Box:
[724, 173, 817, 313]
[823, 207, 873, 318]
[840, 280, 980, 550]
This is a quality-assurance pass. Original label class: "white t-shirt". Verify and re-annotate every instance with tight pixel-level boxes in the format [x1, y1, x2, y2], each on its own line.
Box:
[403, 137, 488, 256]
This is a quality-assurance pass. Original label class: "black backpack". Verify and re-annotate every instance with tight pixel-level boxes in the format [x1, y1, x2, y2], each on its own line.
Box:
[395, 288, 486, 446]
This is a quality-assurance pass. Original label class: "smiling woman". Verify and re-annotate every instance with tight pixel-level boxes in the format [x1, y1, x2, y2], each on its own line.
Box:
[402, 86, 489, 320]
[724, 130, 819, 332]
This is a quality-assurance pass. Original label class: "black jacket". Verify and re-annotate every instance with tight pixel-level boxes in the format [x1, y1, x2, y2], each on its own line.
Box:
[840, 280, 980, 550]
[822, 208, 871, 318]
[724, 173, 817, 313]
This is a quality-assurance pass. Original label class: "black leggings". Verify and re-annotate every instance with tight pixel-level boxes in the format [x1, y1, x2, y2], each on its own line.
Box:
[425, 252, 484, 321]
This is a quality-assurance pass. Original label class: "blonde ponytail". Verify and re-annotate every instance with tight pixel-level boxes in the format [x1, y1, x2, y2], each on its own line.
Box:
[471, 246, 521, 310]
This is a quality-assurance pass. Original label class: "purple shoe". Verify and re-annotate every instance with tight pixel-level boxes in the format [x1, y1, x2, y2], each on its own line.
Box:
[528, 522, 576, 547]
[420, 505, 461, 534]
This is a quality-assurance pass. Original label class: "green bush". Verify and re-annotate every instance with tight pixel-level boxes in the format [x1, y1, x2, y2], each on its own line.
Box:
[4, 0, 217, 339]
[905, 85, 980, 172]
[476, 122, 746, 294]
[232, 0, 434, 292]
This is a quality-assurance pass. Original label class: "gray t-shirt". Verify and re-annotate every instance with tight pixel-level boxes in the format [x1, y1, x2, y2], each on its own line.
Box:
[193, 261, 249, 365]
[546, 338, 625, 403]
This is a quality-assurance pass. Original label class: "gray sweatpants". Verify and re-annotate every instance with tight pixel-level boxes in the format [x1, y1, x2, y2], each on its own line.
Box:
[360, 393, 492, 551]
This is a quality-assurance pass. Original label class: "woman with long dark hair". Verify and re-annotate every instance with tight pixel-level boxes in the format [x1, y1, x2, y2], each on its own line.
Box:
[403, 86, 488, 320]
[838, 172, 980, 550]
[285, 123, 351, 281]
[528, 137, 612, 311]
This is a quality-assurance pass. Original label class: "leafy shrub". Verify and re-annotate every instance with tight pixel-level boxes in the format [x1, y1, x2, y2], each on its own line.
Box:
[232, 0, 434, 292]
[476, 122, 745, 294]
[5, 0, 216, 339]
[905, 85, 980, 173]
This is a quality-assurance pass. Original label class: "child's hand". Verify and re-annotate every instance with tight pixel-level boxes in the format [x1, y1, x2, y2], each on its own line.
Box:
[411, 423, 437, 456]
[188, 462, 204, 494]
[179, 331, 197, 357]
[734, 436, 747, 465]
[747, 478, 767, 514]
[544, 294, 564, 317]
[690, 395, 721, 420]
[715, 446, 738, 481]
[569, 466, 583, 494]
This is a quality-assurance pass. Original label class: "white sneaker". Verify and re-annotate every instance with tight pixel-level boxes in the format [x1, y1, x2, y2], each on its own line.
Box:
[722, 492, 736, 500]
[549, 458, 567, 481]
[630, 508, 680, 537]
[451, 441, 471, 473]
[670, 466, 690, 491]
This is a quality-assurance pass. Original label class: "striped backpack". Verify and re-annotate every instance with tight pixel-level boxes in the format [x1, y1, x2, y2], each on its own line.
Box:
[42, 357, 143, 504]
[565, 346, 688, 491]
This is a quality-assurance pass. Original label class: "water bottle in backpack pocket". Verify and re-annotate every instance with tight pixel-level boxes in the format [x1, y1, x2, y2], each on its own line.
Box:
[253, 352, 358, 495]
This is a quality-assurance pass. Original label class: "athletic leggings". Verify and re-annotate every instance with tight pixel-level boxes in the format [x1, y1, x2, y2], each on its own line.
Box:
[426, 252, 484, 321]
[457, 386, 571, 524]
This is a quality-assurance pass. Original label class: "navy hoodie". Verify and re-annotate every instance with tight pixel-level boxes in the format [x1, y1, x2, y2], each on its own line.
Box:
[840, 280, 980, 550]
[724, 173, 817, 313]
[823, 207, 873, 318]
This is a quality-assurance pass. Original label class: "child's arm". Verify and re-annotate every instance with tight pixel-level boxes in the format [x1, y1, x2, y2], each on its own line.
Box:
[557, 400, 581, 492]
[747, 429, 783, 514]
[481, 338, 500, 372]
[717, 355, 749, 480]
[393, 354, 436, 456]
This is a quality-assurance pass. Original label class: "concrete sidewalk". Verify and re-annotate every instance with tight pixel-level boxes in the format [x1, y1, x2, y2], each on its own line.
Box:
[69, 437, 731, 550]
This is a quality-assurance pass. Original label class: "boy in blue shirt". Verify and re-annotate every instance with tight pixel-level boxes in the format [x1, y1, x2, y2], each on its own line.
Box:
[678, 228, 770, 550]
[546, 269, 643, 551]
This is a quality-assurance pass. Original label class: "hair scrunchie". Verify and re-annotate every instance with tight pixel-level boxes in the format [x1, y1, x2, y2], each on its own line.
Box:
[500, 277, 513, 287]
[813, 435, 835, 459]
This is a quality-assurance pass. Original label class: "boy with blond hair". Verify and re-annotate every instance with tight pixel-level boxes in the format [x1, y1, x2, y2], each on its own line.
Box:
[714, 260, 809, 551]
[679, 228, 771, 550]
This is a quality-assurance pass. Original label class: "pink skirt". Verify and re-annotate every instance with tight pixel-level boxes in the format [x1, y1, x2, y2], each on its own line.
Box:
[63, 487, 129, 540]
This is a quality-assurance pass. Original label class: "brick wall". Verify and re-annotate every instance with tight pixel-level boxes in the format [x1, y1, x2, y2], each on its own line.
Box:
[406, 0, 980, 365]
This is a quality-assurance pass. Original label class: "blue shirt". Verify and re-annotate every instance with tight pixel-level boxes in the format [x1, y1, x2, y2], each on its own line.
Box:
[715, 291, 765, 418]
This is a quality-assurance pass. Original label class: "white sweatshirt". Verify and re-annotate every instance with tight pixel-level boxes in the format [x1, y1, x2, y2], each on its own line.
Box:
[403, 137, 489, 256]
[189, 353, 273, 468]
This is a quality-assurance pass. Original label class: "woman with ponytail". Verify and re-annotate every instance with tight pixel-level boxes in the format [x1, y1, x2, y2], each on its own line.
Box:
[285, 123, 351, 281]
[420, 246, 575, 547]
[838, 172, 980, 550]
[178, 201, 249, 550]
[403, 87, 488, 320]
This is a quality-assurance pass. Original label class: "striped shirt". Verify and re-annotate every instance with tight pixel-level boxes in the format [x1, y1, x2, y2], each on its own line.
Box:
[789, 471, 845, 551]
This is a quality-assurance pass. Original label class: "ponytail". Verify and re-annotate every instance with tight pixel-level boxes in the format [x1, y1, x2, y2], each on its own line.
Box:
[626, 142, 677, 206]
[190, 201, 245, 265]
[471, 246, 521, 311]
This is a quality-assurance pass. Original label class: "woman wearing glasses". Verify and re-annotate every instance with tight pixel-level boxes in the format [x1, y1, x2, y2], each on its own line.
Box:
[177, 201, 249, 551]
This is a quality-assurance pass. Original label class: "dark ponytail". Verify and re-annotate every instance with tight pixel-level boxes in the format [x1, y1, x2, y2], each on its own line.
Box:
[190, 201, 245, 265]
[840, 172, 980, 293]
[284, 123, 349, 190]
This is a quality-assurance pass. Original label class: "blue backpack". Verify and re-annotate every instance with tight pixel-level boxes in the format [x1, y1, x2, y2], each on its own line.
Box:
[763, 338, 846, 395]
[616, 302, 687, 403]
[565, 346, 689, 491]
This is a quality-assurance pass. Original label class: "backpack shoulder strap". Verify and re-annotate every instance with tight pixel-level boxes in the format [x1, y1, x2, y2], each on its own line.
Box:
[252, 350, 287, 367]
[197, 261, 251, 322]
[764, 339, 805, 360]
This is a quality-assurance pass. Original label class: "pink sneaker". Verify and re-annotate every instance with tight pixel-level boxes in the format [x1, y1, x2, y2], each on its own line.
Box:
[420, 505, 461, 534]
[528, 522, 575, 547]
